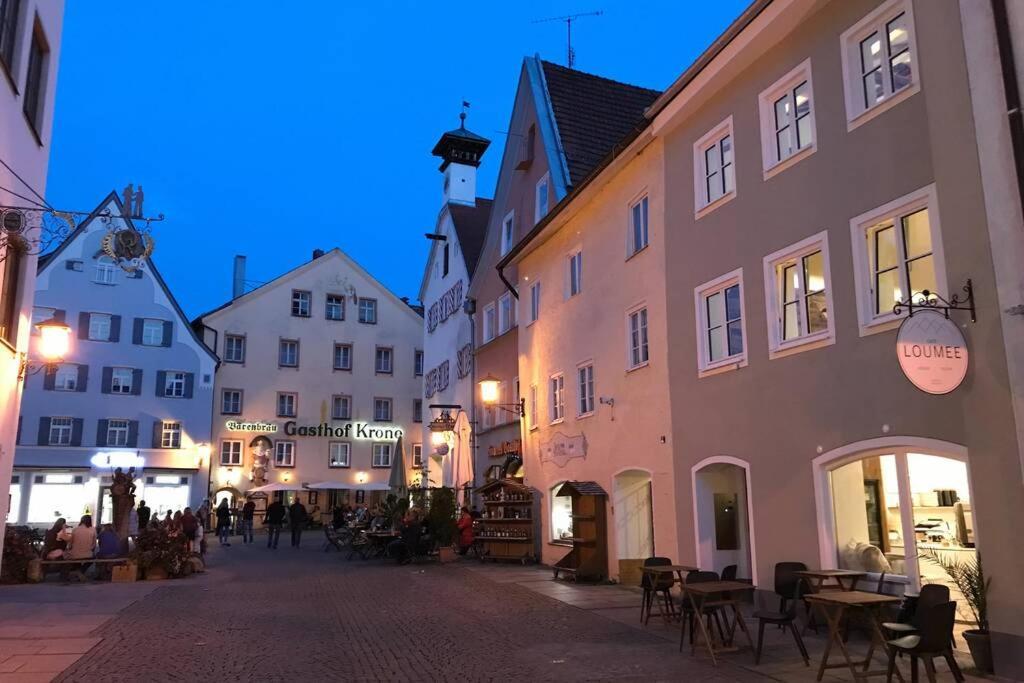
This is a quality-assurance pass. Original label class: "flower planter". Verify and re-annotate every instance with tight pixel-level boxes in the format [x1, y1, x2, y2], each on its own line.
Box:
[963, 629, 993, 674]
[145, 566, 169, 581]
[438, 547, 457, 563]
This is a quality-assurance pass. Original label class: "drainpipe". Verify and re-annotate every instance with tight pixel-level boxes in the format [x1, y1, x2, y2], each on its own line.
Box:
[464, 297, 478, 498]
[992, 0, 1024, 218]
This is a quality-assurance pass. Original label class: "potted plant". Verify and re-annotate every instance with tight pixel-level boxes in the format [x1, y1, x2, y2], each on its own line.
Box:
[131, 526, 191, 579]
[920, 551, 992, 673]
[426, 487, 458, 562]
[1, 527, 39, 584]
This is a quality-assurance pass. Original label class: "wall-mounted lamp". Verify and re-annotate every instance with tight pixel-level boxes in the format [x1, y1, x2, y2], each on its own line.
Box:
[18, 318, 72, 380]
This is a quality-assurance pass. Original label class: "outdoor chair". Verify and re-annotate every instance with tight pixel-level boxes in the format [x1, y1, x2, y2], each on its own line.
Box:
[678, 571, 728, 650]
[322, 525, 341, 552]
[883, 583, 953, 649]
[346, 530, 371, 561]
[640, 557, 677, 625]
[885, 600, 964, 683]
[753, 571, 809, 666]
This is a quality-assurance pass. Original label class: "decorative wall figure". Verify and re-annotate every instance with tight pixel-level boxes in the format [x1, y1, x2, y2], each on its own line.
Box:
[540, 432, 588, 468]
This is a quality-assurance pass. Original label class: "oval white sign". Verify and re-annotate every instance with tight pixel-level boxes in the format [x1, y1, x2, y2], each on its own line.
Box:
[896, 310, 969, 395]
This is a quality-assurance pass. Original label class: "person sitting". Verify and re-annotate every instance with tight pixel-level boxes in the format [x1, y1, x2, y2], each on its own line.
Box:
[457, 507, 475, 556]
[390, 508, 426, 565]
[67, 515, 97, 581]
[96, 524, 121, 580]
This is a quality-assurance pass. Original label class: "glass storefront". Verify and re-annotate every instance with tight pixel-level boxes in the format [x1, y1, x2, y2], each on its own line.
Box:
[25, 473, 96, 525]
[550, 486, 573, 541]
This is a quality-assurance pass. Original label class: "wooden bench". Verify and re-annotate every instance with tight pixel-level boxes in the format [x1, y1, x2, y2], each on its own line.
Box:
[29, 557, 131, 583]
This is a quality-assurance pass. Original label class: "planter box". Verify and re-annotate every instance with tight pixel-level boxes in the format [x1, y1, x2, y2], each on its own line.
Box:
[145, 566, 169, 581]
[112, 561, 138, 583]
[438, 547, 457, 563]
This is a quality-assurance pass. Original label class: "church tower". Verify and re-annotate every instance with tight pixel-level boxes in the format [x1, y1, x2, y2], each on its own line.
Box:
[431, 112, 490, 206]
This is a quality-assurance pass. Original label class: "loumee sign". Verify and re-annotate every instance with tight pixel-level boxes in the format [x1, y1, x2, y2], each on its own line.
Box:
[896, 310, 969, 395]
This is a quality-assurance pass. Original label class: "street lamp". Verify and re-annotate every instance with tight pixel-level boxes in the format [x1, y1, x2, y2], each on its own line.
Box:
[478, 373, 525, 417]
[18, 317, 72, 380]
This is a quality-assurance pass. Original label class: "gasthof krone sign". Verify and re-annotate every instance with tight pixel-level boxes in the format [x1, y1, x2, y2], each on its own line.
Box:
[896, 310, 969, 394]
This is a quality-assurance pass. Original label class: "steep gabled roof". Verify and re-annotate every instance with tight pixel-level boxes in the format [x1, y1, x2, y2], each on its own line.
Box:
[540, 61, 660, 186]
[449, 198, 493, 277]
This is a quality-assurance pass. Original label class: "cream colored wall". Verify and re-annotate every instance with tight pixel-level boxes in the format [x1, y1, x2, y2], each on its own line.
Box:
[517, 138, 677, 579]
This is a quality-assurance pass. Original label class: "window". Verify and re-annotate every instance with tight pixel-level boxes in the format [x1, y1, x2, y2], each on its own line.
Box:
[224, 334, 245, 363]
[94, 258, 116, 285]
[329, 442, 351, 468]
[161, 421, 181, 449]
[498, 293, 514, 334]
[529, 281, 540, 324]
[577, 363, 595, 416]
[372, 443, 392, 468]
[107, 419, 129, 447]
[0, 0, 21, 75]
[414, 350, 424, 376]
[54, 363, 78, 391]
[413, 399, 423, 423]
[374, 398, 392, 422]
[111, 367, 133, 394]
[764, 231, 835, 355]
[220, 440, 242, 466]
[333, 343, 352, 370]
[375, 346, 393, 374]
[695, 269, 747, 373]
[291, 290, 311, 317]
[141, 319, 165, 346]
[568, 250, 582, 297]
[501, 211, 515, 256]
[529, 384, 538, 430]
[850, 185, 944, 334]
[274, 441, 295, 467]
[628, 307, 649, 369]
[221, 389, 242, 415]
[164, 371, 186, 398]
[0, 240, 22, 346]
[551, 485, 573, 542]
[535, 173, 550, 223]
[482, 303, 496, 343]
[629, 195, 649, 256]
[358, 298, 377, 324]
[759, 60, 816, 175]
[325, 294, 345, 321]
[277, 392, 297, 417]
[840, 0, 918, 127]
[694, 117, 735, 215]
[412, 444, 423, 468]
[331, 394, 351, 420]
[549, 374, 564, 423]
[279, 339, 299, 367]
[48, 417, 72, 445]
[88, 313, 112, 341]
[22, 21, 48, 135]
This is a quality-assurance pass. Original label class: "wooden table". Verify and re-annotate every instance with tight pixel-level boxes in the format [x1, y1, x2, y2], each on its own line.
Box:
[640, 565, 698, 624]
[796, 569, 866, 593]
[805, 591, 903, 682]
[680, 580, 756, 666]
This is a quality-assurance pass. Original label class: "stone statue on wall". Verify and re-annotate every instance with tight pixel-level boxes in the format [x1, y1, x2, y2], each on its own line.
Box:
[109, 467, 137, 552]
[251, 448, 270, 487]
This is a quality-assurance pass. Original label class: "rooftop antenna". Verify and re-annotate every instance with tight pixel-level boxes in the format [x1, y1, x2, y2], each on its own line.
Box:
[532, 10, 603, 69]
[460, 100, 470, 128]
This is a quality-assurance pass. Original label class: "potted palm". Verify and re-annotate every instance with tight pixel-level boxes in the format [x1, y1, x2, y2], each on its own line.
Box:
[920, 551, 992, 673]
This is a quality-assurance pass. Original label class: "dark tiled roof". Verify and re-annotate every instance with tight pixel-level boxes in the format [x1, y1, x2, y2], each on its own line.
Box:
[449, 198, 493, 277]
[541, 61, 660, 186]
[556, 481, 608, 497]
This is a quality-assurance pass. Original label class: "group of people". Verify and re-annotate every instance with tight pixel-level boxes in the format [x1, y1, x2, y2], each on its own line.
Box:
[41, 515, 122, 581]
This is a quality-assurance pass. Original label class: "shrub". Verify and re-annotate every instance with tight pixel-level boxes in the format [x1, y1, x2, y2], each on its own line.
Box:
[131, 526, 192, 577]
[2, 526, 39, 584]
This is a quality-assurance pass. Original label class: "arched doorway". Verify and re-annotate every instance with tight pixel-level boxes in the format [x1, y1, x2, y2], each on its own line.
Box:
[612, 469, 654, 584]
[214, 486, 242, 509]
[692, 457, 754, 581]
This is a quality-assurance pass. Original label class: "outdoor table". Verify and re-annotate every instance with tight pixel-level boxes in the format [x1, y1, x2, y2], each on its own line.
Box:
[796, 569, 866, 593]
[804, 591, 903, 682]
[364, 531, 400, 558]
[680, 580, 756, 666]
[640, 565, 698, 624]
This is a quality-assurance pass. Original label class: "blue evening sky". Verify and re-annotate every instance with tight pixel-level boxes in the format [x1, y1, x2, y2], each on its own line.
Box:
[46, 1, 749, 318]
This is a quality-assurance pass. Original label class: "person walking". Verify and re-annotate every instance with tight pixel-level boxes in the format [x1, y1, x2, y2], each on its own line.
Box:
[264, 498, 285, 549]
[181, 507, 198, 551]
[288, 498, 307, 548]
[240, 498, 256, 544]
[216, 500, 232, 547]
[136, 500, 151, 530]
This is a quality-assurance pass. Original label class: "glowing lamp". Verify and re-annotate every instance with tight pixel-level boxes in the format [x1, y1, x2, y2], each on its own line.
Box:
[282, 471, 291, 483]
[355, 471, 368, 484]
[430, 430, 447, 447]
[36, 318, 71, 361]
[479, 374, 500, 405]
[195, 443, 212, 466]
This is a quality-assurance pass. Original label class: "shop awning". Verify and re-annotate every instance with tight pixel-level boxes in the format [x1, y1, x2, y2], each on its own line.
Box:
[305, 481, 390, 491]
[248, 482, 304, 493]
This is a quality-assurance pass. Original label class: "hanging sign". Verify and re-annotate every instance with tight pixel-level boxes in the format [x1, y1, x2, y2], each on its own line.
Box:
[896, 310, 969, 395]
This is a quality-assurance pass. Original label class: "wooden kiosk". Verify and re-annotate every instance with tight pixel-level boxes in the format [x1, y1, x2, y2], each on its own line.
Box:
[552, 481, 608, 582]
[474, 479, 537, 564]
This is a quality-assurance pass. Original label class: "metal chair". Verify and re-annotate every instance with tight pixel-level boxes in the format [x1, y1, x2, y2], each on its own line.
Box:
[753, 573, 809, 665]
[885, 600, 964, 683]
[678, 571, 727, 650]
[640, 557, 677, 624]
[721, 564, 738, 581]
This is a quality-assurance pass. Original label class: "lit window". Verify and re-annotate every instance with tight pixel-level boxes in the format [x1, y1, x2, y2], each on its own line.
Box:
[568, 251, 582, 297]
[551, 486, 573, 541]
[333, 343, 352, 370]
[329, 442, 351, 468]
[629, 196, 649, 256]
[107, 419, 129, 447]
[375, 347, 393, 374]
[759, 60, 816, 174]
[577, 364, 594, 416]
[325, 294, 345, 321]
[220, 440, 242, 465]
[88, 313, 112, 341]
[693, 117, 735, 215]
[224, 335, 245, 363]
[372, 443, 392, 468]
[279, 339, 299, 367]
[291, 290, 311, 317]
[628, 307, 649, 369]
[274, 441, 295, 467]
[549, 374, 564, 423]
[764, 232, 834, 355]
[277, 392, 297, 417]
[374, 398, 392, 422]
[358, 298, 377, 324]
[331, 395, 351, 420]
[160, 421, 181, 449]
[695, 269, 746, 373]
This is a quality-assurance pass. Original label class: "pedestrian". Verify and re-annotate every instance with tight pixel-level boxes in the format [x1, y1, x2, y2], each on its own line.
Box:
[162, 510, 173, 528]
[240, 498, 255, 544]
[181, 507, 198, 551]
[216, 499, 232, 547]
[288, 498, 307, 548]
[456, 506, 475, 556]
[67, 514, 97, 581]
[137, 500, 151, 530]
[196, 500, 210, 530]
[264, 498, 285, 549]
[331, 503, 344, 530]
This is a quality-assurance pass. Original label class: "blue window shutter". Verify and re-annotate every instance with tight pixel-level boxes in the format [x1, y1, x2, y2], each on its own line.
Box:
[152, 421, 163, 448]
[64, 260, 76, 270]
[110, 315, 121, 342]
[37, 418, 50, 445]
[184, 373, 194, 399]
[76, 364, 88, 392]
[132, 318, 143, 344]
[52, 309, 66, 322]
[131, 369, 143, 395]
[78, 312, 90, 339]
[155, 370, 166, 397]
[71, 419, 84, 447]
[127, 420, 139, 447]
[96, 419, 108, 447]
[42, 366, 55, 391]
[101, 367, 112, 393]
[162, 321, 173, 347]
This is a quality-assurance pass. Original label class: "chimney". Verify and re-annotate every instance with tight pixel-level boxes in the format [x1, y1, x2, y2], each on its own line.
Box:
[312, 249, 325, 261]
[232, 255, 246, 299]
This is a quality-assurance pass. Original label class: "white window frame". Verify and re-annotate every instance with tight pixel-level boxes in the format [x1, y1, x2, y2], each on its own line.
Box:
[693, 116, 736, 218]
[375, 346, 393, 374]
[161, 421, 182, 449]
[411, 444, 423, 468]
[535, 173, 550, 224]
[291, 289, 311, 317]
[694, 268, 748, 376]
[329, 441, 351, 468]
[332, 394, 352, 420]
[373, 397, 392, 422]
[576, 362, 595, 417]
[482, 303, 496, 343]
[54, 363, 78, 391]
[529, 383, 538, 431]
[279, 339, 299, 367]
[277, 392, 297, 417]
[164, 371, 186, 398]
[141, 319, 164, 346]
[626, 304, 650, 371]
[274, 441, 296, 467]
[500, 211, 515, 256]
[358, 298, 377, 324]
[498, 292, 513, 334]
[758, 59, 817, 179]
[222, 389, 242, 415]
[94, 257, 117, 285]
[567, 249, 582, 298]
[839, 0, 920, 130]
[224, 334, 245, 363]
[372, 443, 392, 468]
[49, 417, 73, 446]
[325, 294, 345, 321]
[528, 281, 541, 325]
[107, 419, 130, 447]
[220, 440, 242, 466]
[333, 343, 352, 371]
[849, 184, 945, 336]
[627, 193, 649, 257]
[111, 367, 133, 394]
[762, 230, 836, 358]
[88, 313, 112, 341]
[549, 373, 564, 424]
[414, 350, 424, 376]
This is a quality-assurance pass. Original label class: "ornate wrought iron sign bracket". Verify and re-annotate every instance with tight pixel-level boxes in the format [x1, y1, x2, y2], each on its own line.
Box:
[892, 278, 976, 323]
